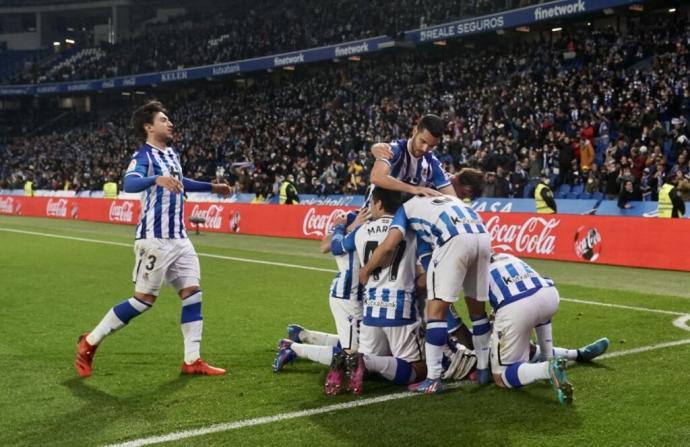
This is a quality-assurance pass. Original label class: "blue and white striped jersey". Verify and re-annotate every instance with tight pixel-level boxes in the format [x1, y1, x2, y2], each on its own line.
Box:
[383, 139, 450, 189]
[488, 253, 554, 312]
[329, 212, 362, 301]
[351, 216, 420, 327]
[125, 143, 187, 240]
[390, 195, 486, 250]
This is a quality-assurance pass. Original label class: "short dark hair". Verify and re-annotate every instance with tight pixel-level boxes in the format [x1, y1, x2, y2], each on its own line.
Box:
[452, 168, 485, 200]
[417, 114, 445, 139]
[131, 100, 167, 141]
[371, 187, 402, 214]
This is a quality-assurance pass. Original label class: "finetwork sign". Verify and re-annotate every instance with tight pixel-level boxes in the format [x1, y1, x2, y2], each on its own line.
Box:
[274, 53, 305, 66]
[534, 0, 586, 20]
[334, 42, 369, 57]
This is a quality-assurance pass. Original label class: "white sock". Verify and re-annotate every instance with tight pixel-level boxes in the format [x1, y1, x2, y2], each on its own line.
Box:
[502, 362, 550, 388]
[290, 343, 334, 366]
[87, 297, 151, 345]
[470, 315, 491, 370]
[181, 291, 203, 364]
[425, 342, 445, 380]
[553, 347, 579, 361]
[299, 329, 340, 346]
[535, 322, 554, 360]
[363, 355, 398, 381]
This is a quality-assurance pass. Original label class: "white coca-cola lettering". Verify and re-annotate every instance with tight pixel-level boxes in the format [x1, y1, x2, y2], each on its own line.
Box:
[0, 197, 14, 214]
[109, 201, 135, 223]
[46, 198, 68, 217]
[190, 204, 224, 229]
[302, 208, 347, 237]
[486, 215, 559, 255]
[575, 228, 601, 258]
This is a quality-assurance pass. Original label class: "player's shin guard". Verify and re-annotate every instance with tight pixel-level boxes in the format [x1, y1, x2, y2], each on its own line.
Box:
[290, 343, 338, 366]
[425, 320, 448, 380]
[502, 362, 550, 388]
[535, 320, 554, 360]
[181, 291, 203, 364]
[86, 297, 152, 345]
[470, 314, 491, 370]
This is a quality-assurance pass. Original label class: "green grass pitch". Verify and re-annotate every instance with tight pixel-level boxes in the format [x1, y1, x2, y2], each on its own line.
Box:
[1, 215, 689, 446]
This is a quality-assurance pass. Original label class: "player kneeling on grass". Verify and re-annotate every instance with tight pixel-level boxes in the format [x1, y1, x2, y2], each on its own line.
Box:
[273, 210, 369, 374]
[331, 187, 429, 395]
[487, 252, 609, 405]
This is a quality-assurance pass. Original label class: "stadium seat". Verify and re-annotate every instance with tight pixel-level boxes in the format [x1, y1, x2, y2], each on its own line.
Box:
[592, 192, 604, 201]
[578, 192, 592, 200]
[557, 184, 571, 199]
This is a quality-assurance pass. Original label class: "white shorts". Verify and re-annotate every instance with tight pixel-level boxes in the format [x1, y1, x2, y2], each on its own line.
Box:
[359, 320, 424, 363]
[329, 297, 363, 351]
[427, 232, 491, 303]
[490, 287, 560, 374]
[132, 238, 201, 296]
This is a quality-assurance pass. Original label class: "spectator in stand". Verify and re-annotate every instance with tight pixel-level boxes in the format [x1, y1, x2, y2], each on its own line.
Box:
[618, 180, 641, 209]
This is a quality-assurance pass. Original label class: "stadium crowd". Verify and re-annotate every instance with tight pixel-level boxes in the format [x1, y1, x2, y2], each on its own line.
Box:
[9, 0, 545, 84]
[1, 13, 689, 203]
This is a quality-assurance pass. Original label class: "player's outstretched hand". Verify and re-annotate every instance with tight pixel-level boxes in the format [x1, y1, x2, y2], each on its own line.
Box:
[413, 186, 443, 197]
[155, 175, 183, 193]
[372, 143, 393, 160]
[332, 211, 348, 226]
[212, 183, 232, 196]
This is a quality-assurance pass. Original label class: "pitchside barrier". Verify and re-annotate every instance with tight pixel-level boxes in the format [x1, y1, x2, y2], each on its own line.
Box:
[2, 195, 689, 272]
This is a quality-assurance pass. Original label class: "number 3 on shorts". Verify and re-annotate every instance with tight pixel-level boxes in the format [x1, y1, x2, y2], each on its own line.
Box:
[145, 255, 157, 271]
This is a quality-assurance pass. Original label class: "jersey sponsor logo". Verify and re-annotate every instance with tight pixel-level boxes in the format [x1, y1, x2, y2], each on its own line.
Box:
[486, 215, 558, 255]
[0, 197, 14, 214]
[46, 198, 69, 217]
[109, 201, 135, 223]
[127, 159, 137, 172]
[574, 226, 602, 262]
[302, 207, 347, 237]
[190, 204, 224, 230]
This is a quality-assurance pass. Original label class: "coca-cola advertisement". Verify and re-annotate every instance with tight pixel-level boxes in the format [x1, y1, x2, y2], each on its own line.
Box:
[574, 226, 603, 262]
[46, 198, 69, 218]
[302, 207, 348, 237]
[189, 203, 224, 230]
[2, 196, 690, 271]
[0, 197, 14, 214]
[108, 200, 137, 223]
[485, 215, 558, 256]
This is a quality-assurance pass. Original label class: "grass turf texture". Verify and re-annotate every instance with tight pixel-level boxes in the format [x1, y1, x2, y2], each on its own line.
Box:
[1, 215, 689, 446]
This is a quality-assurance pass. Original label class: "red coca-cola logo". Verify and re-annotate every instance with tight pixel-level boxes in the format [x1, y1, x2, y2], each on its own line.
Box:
[109, 201, 135, 223]
[229, 211, 241, 233]
[486, 215, 559, 255]
[0, 197, 14, 214]
[574, 226, 602, 262]
[46, 198, 68, 217]
[302, 207, 347, 237]
[190, 204, 224, 229]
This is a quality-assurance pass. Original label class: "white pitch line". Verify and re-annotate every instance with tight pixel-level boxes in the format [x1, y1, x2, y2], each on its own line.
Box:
[104, 338, 690, 447]
[559, 297, 687, 316]
[0, 227, 336, 273]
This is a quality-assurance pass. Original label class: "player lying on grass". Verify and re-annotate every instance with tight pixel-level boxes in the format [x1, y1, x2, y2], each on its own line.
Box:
[273, 210, 368, 372]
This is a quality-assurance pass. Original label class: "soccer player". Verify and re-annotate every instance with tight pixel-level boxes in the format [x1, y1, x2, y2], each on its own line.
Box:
[273, 210, 369, 372]
[369, 114, 455, 197]
[328, 187, 428, 395]
[360, 183, 492, 393]
[75, 100, 230, 378]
